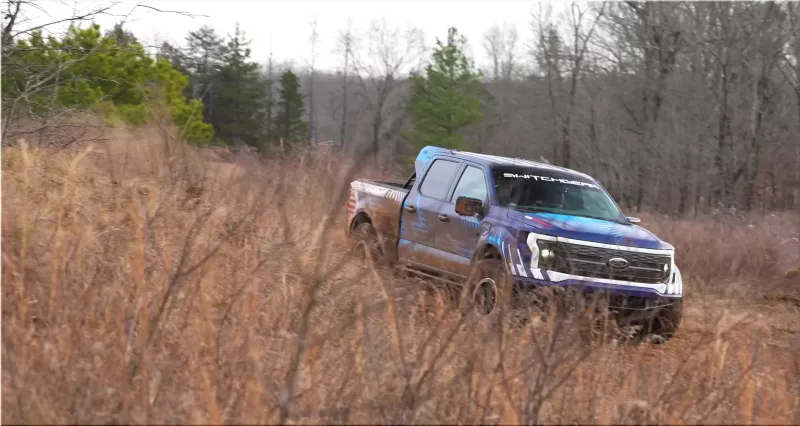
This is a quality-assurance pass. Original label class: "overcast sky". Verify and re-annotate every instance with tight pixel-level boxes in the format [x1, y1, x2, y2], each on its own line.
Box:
[18, 0, 570, 72]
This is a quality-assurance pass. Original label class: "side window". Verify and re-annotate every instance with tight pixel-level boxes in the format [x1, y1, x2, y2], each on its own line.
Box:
[451, 166, 488, 202]
[403, 172, 416, 190]
[419, 159, 460, 200]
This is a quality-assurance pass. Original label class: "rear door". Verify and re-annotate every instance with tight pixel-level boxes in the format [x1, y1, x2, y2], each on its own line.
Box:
[399, 158, 461, 267]
[434, 163, 491, 277]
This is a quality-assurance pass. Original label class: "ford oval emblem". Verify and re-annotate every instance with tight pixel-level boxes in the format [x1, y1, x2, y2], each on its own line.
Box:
[607, 257, 629, 269]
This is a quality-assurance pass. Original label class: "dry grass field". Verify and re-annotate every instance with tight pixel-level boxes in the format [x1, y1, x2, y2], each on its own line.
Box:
[2, 124, 799, 424]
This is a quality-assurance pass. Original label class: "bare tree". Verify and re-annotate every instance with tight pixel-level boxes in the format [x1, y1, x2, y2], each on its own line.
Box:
[531, 4, 563, 164]
[738, 3, 785, 209]
[352, 18, 425, 165]
[705, 2, 741, 209]
[530, 2, 606, 169]
[308, 16, 318, 143]
[481, 23, 517, 156]
[2, 0, 23, 48]
[786, 2, 800, 207]
[3, 1, 205, 45]
[601, 2, 682, 211]
[560, 1, 606, 169]
[335, 18, 355, 150]
[3, 0, 116, 42]
[483, 23, 519, 82]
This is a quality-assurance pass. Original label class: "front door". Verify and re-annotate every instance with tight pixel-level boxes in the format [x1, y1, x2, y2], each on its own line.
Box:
[435, 164, 490, 277]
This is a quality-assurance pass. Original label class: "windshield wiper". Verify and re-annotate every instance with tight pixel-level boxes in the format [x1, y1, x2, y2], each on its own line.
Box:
[513, 206, 561, 215]
[576, 214, 625, 224]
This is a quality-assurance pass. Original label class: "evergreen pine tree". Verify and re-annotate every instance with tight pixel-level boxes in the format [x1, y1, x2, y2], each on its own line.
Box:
[183, 25, 223, 123]
[158, 41, 192, 99]
[2, 23, 213, 143]
[406, 27, 484, 150]
[105, 22, 137, 47]
[159, 41, 188, 74]
[275, 69, 307, 144]
[211, 24, 267, 146]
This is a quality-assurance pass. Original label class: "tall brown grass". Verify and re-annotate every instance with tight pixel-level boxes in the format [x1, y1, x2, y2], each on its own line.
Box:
[2, 126, 799, 424]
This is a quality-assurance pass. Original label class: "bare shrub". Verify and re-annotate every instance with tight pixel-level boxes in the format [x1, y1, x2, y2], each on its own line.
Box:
[639, 212, 800, 298]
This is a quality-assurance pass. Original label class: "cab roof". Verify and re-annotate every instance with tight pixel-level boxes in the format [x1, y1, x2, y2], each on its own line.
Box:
[414, 145, 594, 182]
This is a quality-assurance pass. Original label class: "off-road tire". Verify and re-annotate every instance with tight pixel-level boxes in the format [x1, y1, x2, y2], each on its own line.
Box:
[576, 298, 617, 345]
[350, 222, 384, 267]
[642, 298, 683, 342]
[460, 258, 513, 320]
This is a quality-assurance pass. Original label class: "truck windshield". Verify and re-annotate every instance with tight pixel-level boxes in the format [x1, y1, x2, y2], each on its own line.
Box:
[492, 168, 627, 223]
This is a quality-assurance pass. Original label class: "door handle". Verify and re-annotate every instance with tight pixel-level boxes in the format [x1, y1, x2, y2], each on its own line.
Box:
[405, 205, 416, 213]
[437, 214, 449, 222]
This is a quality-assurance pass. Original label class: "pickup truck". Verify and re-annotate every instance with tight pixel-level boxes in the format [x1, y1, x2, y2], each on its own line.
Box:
[346, 146, 683, 339]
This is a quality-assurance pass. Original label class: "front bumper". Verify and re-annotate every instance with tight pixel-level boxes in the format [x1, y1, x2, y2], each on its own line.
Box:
[512, 265, 684, 301]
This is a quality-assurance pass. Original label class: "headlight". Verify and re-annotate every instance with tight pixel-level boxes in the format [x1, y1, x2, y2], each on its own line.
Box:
[527, 232, 558, 270]
[536, 240, 558, 270]
[663, 260, 673, 282]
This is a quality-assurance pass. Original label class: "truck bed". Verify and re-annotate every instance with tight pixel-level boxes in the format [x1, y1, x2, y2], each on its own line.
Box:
[359, 179, 408, 190]
[347, 178, 411, 262]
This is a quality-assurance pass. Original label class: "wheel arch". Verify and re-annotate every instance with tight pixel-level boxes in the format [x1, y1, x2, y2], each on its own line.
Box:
[349, 211, 373, 235]
[472, 243, 503, 265]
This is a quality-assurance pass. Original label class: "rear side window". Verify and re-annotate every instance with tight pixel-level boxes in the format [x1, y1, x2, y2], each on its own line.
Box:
[403, 172, 416, 189]
[419, 159, 460, 200]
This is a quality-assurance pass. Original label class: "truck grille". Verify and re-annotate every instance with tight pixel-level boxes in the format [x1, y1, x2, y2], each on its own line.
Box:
[551, 242, 672, 284]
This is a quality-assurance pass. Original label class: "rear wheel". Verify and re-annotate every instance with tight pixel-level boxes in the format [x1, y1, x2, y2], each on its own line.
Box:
[350, 222, 383, 266]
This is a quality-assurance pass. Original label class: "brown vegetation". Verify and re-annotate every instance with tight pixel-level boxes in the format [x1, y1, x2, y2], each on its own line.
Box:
[2, 125, 799, 424]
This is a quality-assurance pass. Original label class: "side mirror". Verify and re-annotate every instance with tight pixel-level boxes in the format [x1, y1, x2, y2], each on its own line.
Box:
[455, 196, 484, 217]
[626, 216, 641, 224]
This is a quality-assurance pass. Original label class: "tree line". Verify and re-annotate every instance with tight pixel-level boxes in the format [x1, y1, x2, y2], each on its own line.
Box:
[2, 1, 799, 215]
[159, 24, 310, 148]
[290, 2, 800, 215]
[157, 23, 485, 157]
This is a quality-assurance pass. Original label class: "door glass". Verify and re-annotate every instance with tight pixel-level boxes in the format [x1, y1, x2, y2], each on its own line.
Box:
[451, 166, 488, 202]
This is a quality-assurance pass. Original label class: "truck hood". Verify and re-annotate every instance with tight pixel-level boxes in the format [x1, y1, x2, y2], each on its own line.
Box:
[506, 210, 673, 251]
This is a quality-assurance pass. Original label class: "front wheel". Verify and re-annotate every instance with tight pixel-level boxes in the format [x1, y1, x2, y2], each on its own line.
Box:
[460, 258, 513, 319]
[644, 299, 683, 342]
